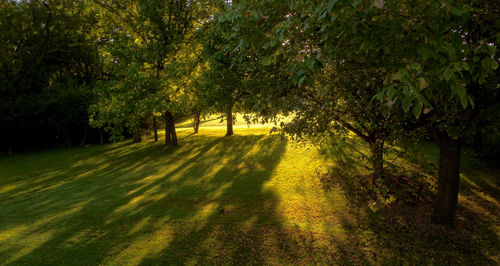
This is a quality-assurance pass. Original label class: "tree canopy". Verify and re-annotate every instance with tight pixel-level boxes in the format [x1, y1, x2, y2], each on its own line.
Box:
[1, 0, 499, 227]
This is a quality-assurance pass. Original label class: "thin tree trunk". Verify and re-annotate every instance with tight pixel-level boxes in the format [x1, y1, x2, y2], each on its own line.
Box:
[81, 127, 88, 146]
[153, 117, 158, 142]
[432, 131, 461, 227]
[65, 135, 72, 148]
[165, 111, 171, 145]
[369, 138, 385, 181]
[133, 130, 141, 143]
[226, 105, 233, 137]
[99, 128, 104, 145]
[165, 110, 178, 146]
[193, 112, 201, 134]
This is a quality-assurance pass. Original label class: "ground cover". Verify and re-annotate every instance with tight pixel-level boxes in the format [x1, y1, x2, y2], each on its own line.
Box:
[0, 123, 498, 265]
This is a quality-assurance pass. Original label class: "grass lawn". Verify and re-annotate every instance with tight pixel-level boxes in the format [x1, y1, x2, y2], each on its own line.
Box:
[0, 123, 499, 265]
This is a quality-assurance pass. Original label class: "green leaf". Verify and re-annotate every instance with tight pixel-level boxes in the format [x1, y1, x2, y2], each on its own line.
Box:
[418, 77, 428, 90]
[306, 59, 316, 69]
[492, 60, 499, 70]
[262, 56, 272, 66]
[481, 58, 489, 69]
[372, 90, 384, 101]
[454, 84, 466, 98]
[327, 0, 339, 13]
[461, 62, 470, 71]
[481, 57, 498, 70]
[298, 75, 307, 87]
[398, 68, 410, 79]
[387, 85, 398, 98]
[460, 95, 468, 109]
[413, 101, 423, 118]
[411, 63, 422, 72]
[319, 8, 328, 19]
[487, 45, 496, 56]
[351, 0, 363, 8]
[443, 68, 453, 81]
[402, 96, 412, 112]
[422, 49, 432, 60]
[454, 84, 468, 108]
[481, 57, 497, 70]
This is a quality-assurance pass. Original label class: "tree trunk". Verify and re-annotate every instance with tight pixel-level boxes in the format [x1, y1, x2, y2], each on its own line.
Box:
[432, 131, 461, 227]
[226, 105, 233, 137]
[164, 110, 178, 146]
[369, 139, 385, 181]
[193, 112, 201, 134]
[64, 135, 72, 148]
[81, 127, 88, 146]
[153, 117, 158, 142]
[99, 128, 104, 145]
[133, 130, 141, 143]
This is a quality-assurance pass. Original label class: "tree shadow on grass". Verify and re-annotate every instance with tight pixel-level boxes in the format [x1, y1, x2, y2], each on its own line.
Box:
[319, 138, 500, 264]
[138, 136, 293, 265]
[0, 132, 303, 265]
[2, 132, 498, 264]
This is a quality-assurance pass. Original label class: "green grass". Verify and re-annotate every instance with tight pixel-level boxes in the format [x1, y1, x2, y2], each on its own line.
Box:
[0, 126, 499, 265]
[175, 113, 291, 130]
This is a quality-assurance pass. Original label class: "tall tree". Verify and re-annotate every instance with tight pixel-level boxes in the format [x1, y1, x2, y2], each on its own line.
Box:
[214, 0, 411, 181]
[92, 0, 212, 145]
[219, 0, 499, 226]
[370, 0, 500, 226]
[198, 2, 243, 137]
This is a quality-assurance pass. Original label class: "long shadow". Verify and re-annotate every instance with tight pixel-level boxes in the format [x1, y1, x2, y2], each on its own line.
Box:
[3, 133, 497, 264]
[138, 136, 294, 265]
[319, 138, 500, 264]
[0, 133, 294, 265]
[0, 134, 217, 263]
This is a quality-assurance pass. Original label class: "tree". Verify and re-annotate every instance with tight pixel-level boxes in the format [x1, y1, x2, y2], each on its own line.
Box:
[198, 3, 243, 137]
[0, 0, 102, 150]
[219, 0, 499, 226]
[92, 0, 212, 145]
[366, 0, 500, 226]
[215, 0, 412, 181]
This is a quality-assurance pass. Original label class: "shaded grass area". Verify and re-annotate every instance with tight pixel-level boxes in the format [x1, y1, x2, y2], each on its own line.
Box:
[0, 128, 499, 265]
[318, 135, 500, 264]
[0, 128, 340, 265]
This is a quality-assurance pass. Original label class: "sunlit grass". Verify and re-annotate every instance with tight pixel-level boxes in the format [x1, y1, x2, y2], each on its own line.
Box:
[0, 126, 498, 265]
[175, 113, 291, 130]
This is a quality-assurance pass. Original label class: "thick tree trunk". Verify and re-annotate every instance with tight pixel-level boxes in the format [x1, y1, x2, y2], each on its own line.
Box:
[193, 112, 201, 134]
[225, 105, 233, 137]
[153, 117, 158, 142]
[170, 123, 178, 146]
[164, 110, 178, 146]
[369, 139, 385, 181]
[432, 131, 461, 227]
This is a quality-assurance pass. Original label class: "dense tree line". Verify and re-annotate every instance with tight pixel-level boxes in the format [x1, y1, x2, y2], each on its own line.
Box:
[0, 0, 104, 149]
[1, 0, 499, 226]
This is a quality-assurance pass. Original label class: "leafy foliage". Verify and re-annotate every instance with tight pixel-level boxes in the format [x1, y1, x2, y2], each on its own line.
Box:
[0, 0, 102, 149]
